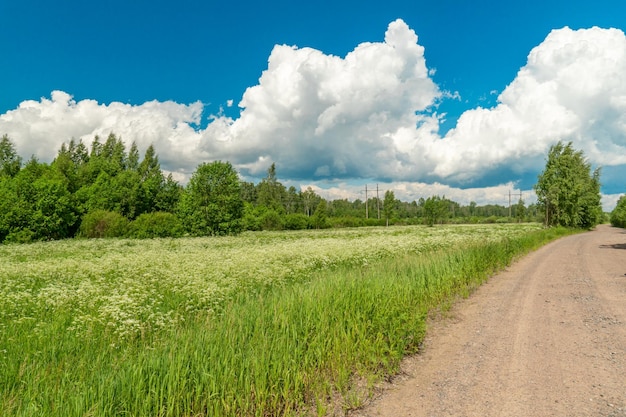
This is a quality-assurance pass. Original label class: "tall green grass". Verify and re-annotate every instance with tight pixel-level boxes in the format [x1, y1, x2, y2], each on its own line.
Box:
[0, 226, 576, 416]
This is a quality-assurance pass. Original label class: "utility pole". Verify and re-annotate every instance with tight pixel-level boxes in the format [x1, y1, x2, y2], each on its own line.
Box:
[364, 184, 369, 219]
[509, 190, 511, 218]
[508, 190, 523, 217]
[376, 184, 380, 220]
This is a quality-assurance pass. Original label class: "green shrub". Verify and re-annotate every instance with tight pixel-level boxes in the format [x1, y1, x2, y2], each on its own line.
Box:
[284, 213, 310, 230]
[482, 215, 499, 224]
[240, 203, 260, 231]
[364, 218, 386, 227]
[260, 209, 284, 230]
[328, 216, 365, 228]
[3, 229, 35, 244]
[79, 210, 129, 238]
[128, 212, 184, 238]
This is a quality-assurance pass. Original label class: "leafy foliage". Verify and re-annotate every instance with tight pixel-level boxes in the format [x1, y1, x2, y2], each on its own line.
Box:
[312, 199, 329, 229]
[79, 210, 129, 238]
[610, 195, 626, 228]
[534, 142, 602, 228]
[0, 158, 78, 242]
[423, 195, 448, 226]
[284, 213, 310, 230]
[514, 199, 527, 223]
[128, 212, 184, 238]
[178, 161, 244, 235]
[383, 190, 397, 226]
[256, 162, 287, 212]
[0, 134, 22, 178]
[259, 209, 284, 231]
[0, 134, 550, 243]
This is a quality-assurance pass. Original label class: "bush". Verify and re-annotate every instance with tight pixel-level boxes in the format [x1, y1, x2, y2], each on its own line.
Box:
[482, 216, 499, 224]
[284, 213, 310, 230]
[3, 229, 35, 244]
[260, 210, 284, 231]
[128, 212, 184, 238]
[328, 216, 366, 228]
[79, 210, 129, 238]
[364, 218, 386, 227]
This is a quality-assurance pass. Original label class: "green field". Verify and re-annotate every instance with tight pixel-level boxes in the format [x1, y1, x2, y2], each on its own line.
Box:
[0, 224, 574, 416]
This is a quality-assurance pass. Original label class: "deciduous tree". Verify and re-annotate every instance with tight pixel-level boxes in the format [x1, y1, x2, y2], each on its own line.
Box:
[312, 199, 328, 229]
[256, 163, 287, 212]
[534, 142, 602, 228]
[0, 134, 22, 178]
[178, 161, 243, 235]
[383, 190, 397, 226]
[514, 198, 526, 223]
[423, 195, 448, 226]
[610, 195, 626, 228]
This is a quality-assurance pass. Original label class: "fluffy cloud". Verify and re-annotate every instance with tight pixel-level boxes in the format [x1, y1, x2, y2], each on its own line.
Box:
[200, 18, 440, 179]
[427, 26, 626, 182]
[1, 22, 625, 208]
[0, 90, 205, 174]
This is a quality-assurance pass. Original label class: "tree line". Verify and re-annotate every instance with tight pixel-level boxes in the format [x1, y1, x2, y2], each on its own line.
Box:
[610, 196, 626, 228]
[0, 134, 610, 243]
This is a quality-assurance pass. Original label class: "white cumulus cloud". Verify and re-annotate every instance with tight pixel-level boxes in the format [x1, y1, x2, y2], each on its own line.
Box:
[199, 18, 441, 180]
[425, 26, 626, 182]
[1, 21, 625, 208]
[0, 90, 205, 174]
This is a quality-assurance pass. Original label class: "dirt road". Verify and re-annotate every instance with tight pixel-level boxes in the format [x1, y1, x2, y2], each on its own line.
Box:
[351, 225, 626, 417]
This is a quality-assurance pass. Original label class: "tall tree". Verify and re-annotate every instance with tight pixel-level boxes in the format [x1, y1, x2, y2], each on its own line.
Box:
[0, 158, 77, 242]
[0, 134, 22, 177]
[285, 186, 301, 214]
[534, 142, 602, 228]
[256, 163, 287, 212]
[423, 195, 448, 226]
[127, 142, 140, 171]
[301, 186, 319, 217]
[110, 135, 128, 173]
[71, 139, 90, 166]
[469, 201, 477, 216]
[610, 195, 626, 228]
[240, 181, 257, 204]
[138, 144, 160, 180]
[383, 190, 397, 226]
[514, 198, 526, 223]
[90, 135, 103, 158]
[311, 199, 328, 229]
[178, 161, 243, 235]
[155, 173, 182, 213]
[137, 144, 165, 214]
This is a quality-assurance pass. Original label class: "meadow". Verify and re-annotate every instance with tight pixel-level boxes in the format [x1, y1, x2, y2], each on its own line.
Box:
[0, 224, 574, 416]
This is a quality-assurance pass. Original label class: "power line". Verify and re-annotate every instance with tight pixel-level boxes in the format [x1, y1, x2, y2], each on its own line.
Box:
[508, 190, 523, 217]
[362, 184, 388, 219]
[376, 184, 380, 220]
[364, 184, 368, 219]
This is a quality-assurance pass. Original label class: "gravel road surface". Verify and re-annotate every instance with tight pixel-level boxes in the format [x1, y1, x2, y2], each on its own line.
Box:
[351, 225, 626, 417]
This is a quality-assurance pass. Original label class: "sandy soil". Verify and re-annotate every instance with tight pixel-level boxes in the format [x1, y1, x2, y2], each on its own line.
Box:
[350, 224, 626, 417]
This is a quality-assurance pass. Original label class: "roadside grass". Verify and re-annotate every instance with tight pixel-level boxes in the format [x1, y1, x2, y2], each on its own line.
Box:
[0, 225, 577, 416]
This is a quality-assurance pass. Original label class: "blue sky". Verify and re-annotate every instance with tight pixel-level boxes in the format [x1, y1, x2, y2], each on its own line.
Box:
[1, 0, 626, 209]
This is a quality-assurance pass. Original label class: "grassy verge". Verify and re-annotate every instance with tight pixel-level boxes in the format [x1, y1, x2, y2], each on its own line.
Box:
[0, 226, 577, 416]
